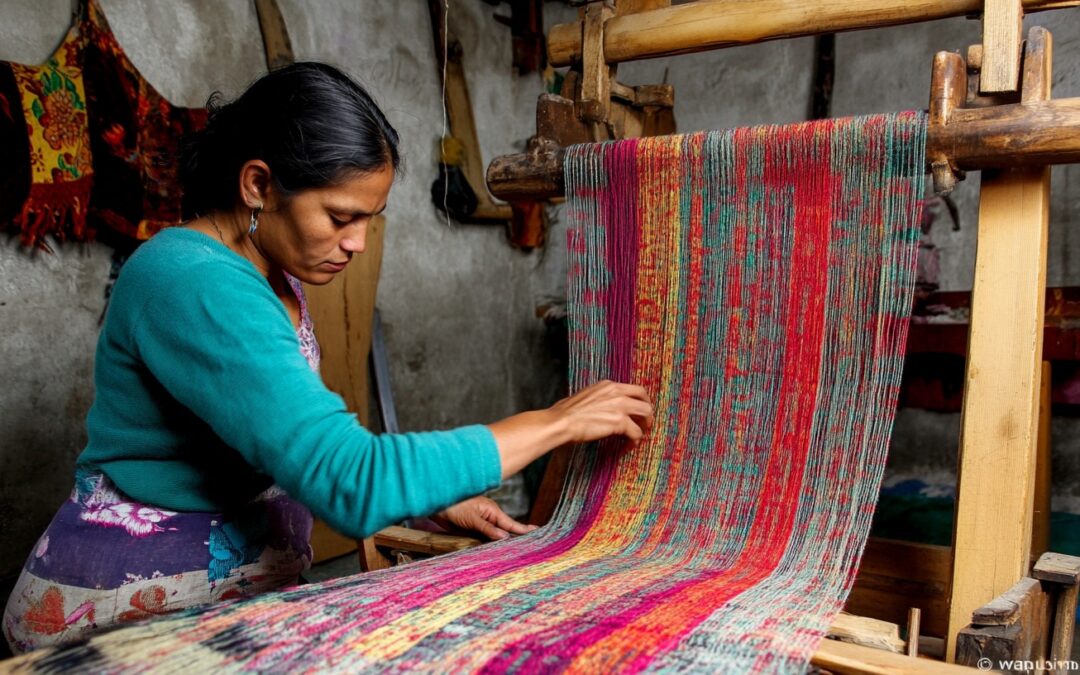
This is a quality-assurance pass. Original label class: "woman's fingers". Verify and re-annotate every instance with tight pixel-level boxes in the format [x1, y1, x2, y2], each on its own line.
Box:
[475, 521, 511, 541]
[486, 507, 537, 536]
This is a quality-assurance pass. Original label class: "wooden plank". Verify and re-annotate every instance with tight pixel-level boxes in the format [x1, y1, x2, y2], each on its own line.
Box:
[946, 31, 1052, 662]
[828, 612, 906, 653]
[1032, 552, 1080, 586]
[847, 538, 952, 638]
[812, 638, 977, 674]
[305, 215, 384, 424]
[970, 577, 1041, 626]
[547, 0, 1079, 67]
[304, 216, 386, 563]
[372, 525, 482, 555]
[980, 0, 1024, 93]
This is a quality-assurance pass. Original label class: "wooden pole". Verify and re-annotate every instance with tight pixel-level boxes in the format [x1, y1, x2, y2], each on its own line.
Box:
[484, 94, 1080, 201]
[945, 27, 1052, 663]
[547, 0, 1079, 67]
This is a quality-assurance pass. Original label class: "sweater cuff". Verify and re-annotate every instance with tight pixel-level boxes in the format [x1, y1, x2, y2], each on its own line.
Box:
[459, 424, 503, 490]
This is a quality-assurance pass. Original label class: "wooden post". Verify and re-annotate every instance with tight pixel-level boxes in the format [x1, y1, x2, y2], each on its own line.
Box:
[1033, 553, 1080, 662]
[946, 27, 1053, 662]
[980, 0, 1024, 93]
[253, 0, 295, 71]
[928, 50, 968, 194]
[579, 2, 616, 134]
[1032, 361, 1052, 558]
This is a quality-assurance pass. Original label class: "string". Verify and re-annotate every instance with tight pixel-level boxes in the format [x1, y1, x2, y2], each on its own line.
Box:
[439, 0, 451, 229]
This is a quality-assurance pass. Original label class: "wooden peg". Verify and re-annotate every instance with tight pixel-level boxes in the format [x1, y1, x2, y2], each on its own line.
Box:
[907, 608, 922, 658]
[981, 0, 1024, 92]
[928, 51, 967, 194]
[1020, 26, 1051, 103]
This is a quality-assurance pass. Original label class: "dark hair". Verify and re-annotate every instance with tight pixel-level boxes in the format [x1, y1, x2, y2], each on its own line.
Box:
[181, 62, 400, 218]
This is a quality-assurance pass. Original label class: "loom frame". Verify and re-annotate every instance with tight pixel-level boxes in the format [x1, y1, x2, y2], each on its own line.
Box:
[470, 0, 1080, 670]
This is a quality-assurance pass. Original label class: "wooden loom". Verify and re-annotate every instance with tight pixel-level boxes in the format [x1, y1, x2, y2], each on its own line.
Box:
[477, 0, 1080, 671]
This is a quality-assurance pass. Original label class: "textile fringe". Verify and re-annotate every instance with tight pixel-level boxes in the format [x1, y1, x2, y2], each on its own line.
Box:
[14, 176, 93, 251]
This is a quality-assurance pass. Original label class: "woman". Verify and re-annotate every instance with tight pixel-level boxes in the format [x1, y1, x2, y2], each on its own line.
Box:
[2, 62, 652, 654]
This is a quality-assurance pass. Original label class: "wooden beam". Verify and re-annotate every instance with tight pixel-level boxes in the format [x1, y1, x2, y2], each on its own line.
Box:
[372, 526, 482, 556]
[932, 97, 1080, 170]
[485, 93, 1080, 202]
[548, 0, 1079, 67]
[980, 0, 1024, 93]
[812, 638, 977, 674]
[614, 0, 670, 14]
[946, 28, 1052, 662]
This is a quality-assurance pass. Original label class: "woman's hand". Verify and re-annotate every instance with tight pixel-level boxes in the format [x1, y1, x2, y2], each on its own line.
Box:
[487, 380, 653, 479]
[548, 380, 654, 446]
[434, 496, 537, 541]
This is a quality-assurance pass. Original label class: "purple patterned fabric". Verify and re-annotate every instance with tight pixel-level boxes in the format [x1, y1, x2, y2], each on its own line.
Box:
[3, 273, 321, 654]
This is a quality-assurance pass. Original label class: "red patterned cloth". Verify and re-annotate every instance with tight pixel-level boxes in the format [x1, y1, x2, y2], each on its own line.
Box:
[82, 0, 207, 244]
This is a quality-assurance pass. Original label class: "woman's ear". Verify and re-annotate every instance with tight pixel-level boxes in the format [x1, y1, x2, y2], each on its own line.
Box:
[238, 160, 273, 210]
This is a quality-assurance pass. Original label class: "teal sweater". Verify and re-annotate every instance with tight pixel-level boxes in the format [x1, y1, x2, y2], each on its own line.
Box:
[78, 228, 502, 538]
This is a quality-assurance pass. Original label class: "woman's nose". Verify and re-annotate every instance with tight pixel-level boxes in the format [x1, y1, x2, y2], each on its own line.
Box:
[340, 225, 367, 254]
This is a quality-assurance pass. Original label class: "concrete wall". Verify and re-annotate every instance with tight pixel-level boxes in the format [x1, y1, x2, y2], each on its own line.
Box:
[0, 0, 562, 582]
[2, 0, 1079, 591]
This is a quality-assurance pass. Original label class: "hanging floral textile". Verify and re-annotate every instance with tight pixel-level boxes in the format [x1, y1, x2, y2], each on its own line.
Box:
[1, 0, 207, 250]
[1, 26, 93, 249]
[82, 0, 207, 244]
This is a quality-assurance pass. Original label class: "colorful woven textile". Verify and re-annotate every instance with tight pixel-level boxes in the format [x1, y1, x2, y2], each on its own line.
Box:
[6, 112, 926, 673]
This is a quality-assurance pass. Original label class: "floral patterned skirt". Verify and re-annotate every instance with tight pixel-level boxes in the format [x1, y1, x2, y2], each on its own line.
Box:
[3, 467, 313, 654]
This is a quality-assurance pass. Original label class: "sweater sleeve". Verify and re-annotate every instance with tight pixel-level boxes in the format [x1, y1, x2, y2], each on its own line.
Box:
[130, 262, 502, 538]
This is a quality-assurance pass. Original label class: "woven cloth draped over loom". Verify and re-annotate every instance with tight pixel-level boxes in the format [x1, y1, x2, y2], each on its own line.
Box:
[6, 112, 927, 674]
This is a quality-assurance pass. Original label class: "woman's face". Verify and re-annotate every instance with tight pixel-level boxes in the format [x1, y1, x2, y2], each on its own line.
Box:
[262, 163, 394, 285]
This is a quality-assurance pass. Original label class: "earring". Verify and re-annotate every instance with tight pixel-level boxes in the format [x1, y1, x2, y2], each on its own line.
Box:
[248, 205, 262, 236]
